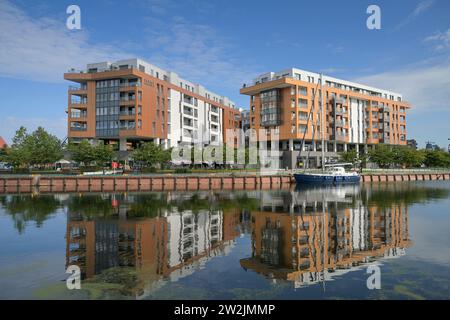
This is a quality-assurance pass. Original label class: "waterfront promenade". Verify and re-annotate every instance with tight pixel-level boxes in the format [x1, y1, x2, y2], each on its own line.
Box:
[1, 170, 450, 194]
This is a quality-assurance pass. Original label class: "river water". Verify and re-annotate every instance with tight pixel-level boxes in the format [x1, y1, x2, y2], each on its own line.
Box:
[1, 181, 450, 300]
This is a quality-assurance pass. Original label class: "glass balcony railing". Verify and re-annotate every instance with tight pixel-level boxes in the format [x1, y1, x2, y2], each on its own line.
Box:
[120, 124, 136, 130]
[71, 99, 87, 105]
[70, 124, 87, 131]
[120, 97, 136, 103]
[69, 85, 87, 91]
[119, 82, 141, 88]
[70, 112, 87, 119]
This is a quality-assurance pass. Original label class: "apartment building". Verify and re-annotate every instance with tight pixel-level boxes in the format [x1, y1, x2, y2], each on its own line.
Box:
[65, 59, 241, 153]
[240, 68, 410, 168]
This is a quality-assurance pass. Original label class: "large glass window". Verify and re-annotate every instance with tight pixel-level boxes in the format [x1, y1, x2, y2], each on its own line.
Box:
[95, 79, 120, 137]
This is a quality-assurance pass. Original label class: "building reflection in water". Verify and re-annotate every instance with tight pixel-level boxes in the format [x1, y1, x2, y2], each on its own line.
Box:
[240, 185, 411, 288]
[66, 192, 242, 298]
[65, 186, 411, 297]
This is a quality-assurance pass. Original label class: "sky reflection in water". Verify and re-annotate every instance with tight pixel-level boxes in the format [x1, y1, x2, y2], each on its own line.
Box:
[0, 181, 450, 300]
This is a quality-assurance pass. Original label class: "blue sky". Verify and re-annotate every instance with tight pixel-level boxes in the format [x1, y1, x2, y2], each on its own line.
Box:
[0, 0, 449, 148]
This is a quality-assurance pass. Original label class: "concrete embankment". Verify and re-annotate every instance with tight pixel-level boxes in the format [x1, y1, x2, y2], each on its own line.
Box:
[0, 174, 293, 194]
[1, 172, 449, 194]
[360, 172, 450, 183]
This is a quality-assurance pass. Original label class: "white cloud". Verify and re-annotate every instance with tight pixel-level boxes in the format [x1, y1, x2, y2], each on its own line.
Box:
[395, 0, 435, 30]
[0, 0, 129, 82]
[0, 116, 67, 143]
[143, 16, 258, 96]
[424, 29, 450, 52]
[412, 0, 435, 16]
[354, 60, 450, 113]
[0, 0, 256, 103]
[319, 68, 347, 74]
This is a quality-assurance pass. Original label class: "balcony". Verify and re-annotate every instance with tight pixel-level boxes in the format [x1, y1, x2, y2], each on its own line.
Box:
[334, 120, 346, 127]
[183, 108, 194, 116]
[183, 119, 194, 127]
[69, 85, 87, 95]
[119, 97, 136, 106]
[120, 121, 136, 131]
[70, 122, 87, 131]
[119, 81, 141, 90]
[120, 107, 135, 118]
[334, 109, 345, 116]
[261, 119, 281, 127]
[333, 133, 347, 141]
[70, 110, 87, 119]
[70, 98, 88, 105]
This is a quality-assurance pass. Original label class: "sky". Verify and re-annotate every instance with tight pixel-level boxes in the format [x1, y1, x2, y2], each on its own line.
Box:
[0, 0, 449, 149]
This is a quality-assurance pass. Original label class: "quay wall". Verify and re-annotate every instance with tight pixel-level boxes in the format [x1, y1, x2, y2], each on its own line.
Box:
[0, 175, 292, 194]
[0, 173, 449, 194]
[360, 173, 450, 183]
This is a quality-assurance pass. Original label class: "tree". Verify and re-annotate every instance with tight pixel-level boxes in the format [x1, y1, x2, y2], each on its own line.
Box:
[368, 144, 395, 168]
[67, 140, 114, 166]
[4, 127, 31, 167]
[0, 147, 7, 162]
[67, 140, 96, 166]
[26, 127, 63, 166]
[93, 142, 114, 166]
[423, 150, 450, 168]
[3, 127, 62, 168]
[393, 146, 425, 168]
[339, 150, 358, 163]
[132, 142, 171, 168]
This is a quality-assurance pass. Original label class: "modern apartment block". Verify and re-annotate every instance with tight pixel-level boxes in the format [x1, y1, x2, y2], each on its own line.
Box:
[65, 59, 241, 153]
[240, 68, 410, 168]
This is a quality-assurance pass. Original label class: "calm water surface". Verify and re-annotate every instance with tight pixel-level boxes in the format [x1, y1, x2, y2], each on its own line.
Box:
[1, 181, 450, 300]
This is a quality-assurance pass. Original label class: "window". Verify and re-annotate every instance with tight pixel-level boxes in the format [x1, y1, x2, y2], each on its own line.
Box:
[298, 111, 308, 120]
[298, 86, 307, 96]
[298, 99, 308, 108]
[298, 125, 307, 133]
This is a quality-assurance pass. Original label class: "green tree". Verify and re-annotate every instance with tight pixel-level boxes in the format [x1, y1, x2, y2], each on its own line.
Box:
[339, 150, 358, 163]
[393, 146, 425, 168]
[423, 150, 450, 168]
[4, 127, 31, 167]
[26, 127, 63, 166]
[93, 142, 114, 166]
[0, 147, 7, 162]
[3, 127, 62, 168]
[132, 142, 171, 168]
[368, 144, 395, 168]
[67, 140, 96, 166]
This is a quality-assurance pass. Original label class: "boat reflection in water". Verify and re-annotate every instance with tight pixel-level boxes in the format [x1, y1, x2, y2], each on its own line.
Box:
[64, 184, 411, 298]
[241, 185, 411, 288]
